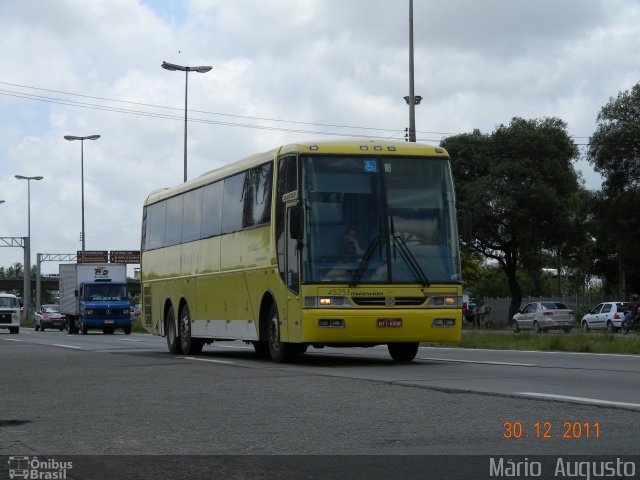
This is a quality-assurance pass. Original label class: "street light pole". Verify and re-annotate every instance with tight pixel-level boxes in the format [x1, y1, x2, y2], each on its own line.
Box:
[404, 0, 422, 142]
[15, 174, 44, 323]
[162, 61, 212, 182]
[64, 134, 100, 263]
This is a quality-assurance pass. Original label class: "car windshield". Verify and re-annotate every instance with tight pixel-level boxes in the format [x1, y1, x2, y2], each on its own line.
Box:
[43, 305, 60, 313]
[0, 297, 19, 308]
[541, 302, 568, 310]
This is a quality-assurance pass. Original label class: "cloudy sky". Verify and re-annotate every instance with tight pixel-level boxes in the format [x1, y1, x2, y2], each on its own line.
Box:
[1, 0, 639, 275]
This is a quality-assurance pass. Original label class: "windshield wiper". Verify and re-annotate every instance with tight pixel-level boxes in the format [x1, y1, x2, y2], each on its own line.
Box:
[393, 235, 430, 286]
[349, 236, 381, 287]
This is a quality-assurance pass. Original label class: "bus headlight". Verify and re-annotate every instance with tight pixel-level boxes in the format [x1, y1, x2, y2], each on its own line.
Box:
[432, 318, 456, 327]
[428, 295, 461, 308]
[318, 318, 345, 328]
[304, 296, 352, 308]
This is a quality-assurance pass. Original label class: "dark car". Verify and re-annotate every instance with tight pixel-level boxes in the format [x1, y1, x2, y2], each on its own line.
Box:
[34, 304, 65, 331]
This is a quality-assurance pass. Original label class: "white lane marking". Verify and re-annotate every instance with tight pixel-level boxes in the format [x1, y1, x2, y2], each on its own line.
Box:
[517, 392, 640, 409]
[421, 346, 640, 359]
[418, 357, 536, 367]
[184, 356, 235, 365]
[119, 339, 141, 342]
[2, 338, 23, 342]
[52, 344, 85, 350]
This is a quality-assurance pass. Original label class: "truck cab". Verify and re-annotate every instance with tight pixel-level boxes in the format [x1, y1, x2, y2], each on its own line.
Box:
[0, 293, 21, 334]
[77, 281, 132, 334]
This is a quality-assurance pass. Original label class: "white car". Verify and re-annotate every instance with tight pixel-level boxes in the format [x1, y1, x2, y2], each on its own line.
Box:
[512, 301, 575, 333]
[581, 302, 629, 333]
[0, 293, 21, 334]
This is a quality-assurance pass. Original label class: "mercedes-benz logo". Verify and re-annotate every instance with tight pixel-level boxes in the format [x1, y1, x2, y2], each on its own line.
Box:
[106, 309, 111, 315]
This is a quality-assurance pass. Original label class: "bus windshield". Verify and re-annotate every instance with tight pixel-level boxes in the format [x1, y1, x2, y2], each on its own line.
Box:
[300, 155, 460, 284]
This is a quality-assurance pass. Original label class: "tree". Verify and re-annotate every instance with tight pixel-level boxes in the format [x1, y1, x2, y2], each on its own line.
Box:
[442, 117, 580, 323]
[588, 83, 640, 298]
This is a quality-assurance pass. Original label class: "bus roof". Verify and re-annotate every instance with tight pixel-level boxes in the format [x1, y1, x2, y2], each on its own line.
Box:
[143, 139, 448, 206]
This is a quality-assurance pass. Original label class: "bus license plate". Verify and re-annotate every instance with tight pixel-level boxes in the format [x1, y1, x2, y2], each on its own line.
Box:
[377, 318, 402, 327]
[104, 320, 114, 325]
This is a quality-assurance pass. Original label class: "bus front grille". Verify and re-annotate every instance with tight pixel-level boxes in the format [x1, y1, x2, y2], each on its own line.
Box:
[351, 297, 426, 307]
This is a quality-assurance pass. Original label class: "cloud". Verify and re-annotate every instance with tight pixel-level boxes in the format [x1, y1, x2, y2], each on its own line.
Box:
[1, 0, 639, 274]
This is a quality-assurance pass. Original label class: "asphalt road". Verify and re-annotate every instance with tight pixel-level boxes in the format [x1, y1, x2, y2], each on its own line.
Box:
[1, 329, 639, 478]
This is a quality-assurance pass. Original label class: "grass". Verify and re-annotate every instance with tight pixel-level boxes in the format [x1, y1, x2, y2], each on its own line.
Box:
[423, 328, 640, 354]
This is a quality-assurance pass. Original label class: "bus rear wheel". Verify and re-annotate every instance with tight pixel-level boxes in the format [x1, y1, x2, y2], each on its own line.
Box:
[387, 342, 419, 362]
[179, 305, 203, 355]
[166, 307, 182, 354]
[267, 304, 296, 363]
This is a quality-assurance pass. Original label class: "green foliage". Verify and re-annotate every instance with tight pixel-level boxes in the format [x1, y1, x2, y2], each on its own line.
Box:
[587, 82, 640, 296]
[443, 117, 582, 319]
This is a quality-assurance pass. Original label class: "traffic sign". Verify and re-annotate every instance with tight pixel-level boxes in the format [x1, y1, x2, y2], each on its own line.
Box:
[109, 250, 141, 264]
[77, 250, 109, 263]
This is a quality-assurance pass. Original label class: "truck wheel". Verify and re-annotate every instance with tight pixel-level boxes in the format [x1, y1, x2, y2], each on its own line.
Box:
[9, 327, 19, 334]
[124, 326, 131, 335]
[81, 321, 88, 335]
[166, 307, 182, 354]
[179, 304, 203, 355]
[67, 317, 75, 334]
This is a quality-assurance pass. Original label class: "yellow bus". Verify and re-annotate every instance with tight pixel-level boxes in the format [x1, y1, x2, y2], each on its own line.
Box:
[141, 139, 462, 362]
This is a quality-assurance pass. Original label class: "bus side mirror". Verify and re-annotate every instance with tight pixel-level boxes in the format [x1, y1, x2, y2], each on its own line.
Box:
[289, 204, 302, 240]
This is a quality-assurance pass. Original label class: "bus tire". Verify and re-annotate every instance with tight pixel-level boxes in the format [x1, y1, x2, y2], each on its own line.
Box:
[267, 304, 296, 363]
[166, 307, 182, 354]
[67, 317, 75, 334]
[252, 341, 270, 357]
[387, 342, 419, 362]
[124, 326, 131, 335]
[179, 304, 203, 355]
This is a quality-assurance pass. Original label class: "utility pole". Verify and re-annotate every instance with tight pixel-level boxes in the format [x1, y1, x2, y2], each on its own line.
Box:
[404, 0, 422, 142]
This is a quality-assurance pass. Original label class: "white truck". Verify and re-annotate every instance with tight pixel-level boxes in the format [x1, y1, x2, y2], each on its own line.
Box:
[59, 263, 132, 335]
[0, 293, 21, 334]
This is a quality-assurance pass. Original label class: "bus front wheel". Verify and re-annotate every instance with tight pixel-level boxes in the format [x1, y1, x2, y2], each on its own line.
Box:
[387, 342, 419, 362]
[166, 307, 182, 354]
[267, 304, 296, 363]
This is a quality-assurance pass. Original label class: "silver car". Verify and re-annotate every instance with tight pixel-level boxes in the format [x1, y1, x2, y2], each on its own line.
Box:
[581, 302, 629, 333]
[513, 302, 575, 333]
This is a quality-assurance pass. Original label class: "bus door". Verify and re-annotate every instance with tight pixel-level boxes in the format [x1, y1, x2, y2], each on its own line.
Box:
[276, 154, 300, 342]
[285, 202, 301, 341]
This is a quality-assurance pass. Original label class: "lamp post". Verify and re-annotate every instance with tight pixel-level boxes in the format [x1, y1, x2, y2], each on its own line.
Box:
[162, 61, 212, 182]
[15, 175, 43, 323]
[64, 134, 100, 263]
[404, 0, 422, 142]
